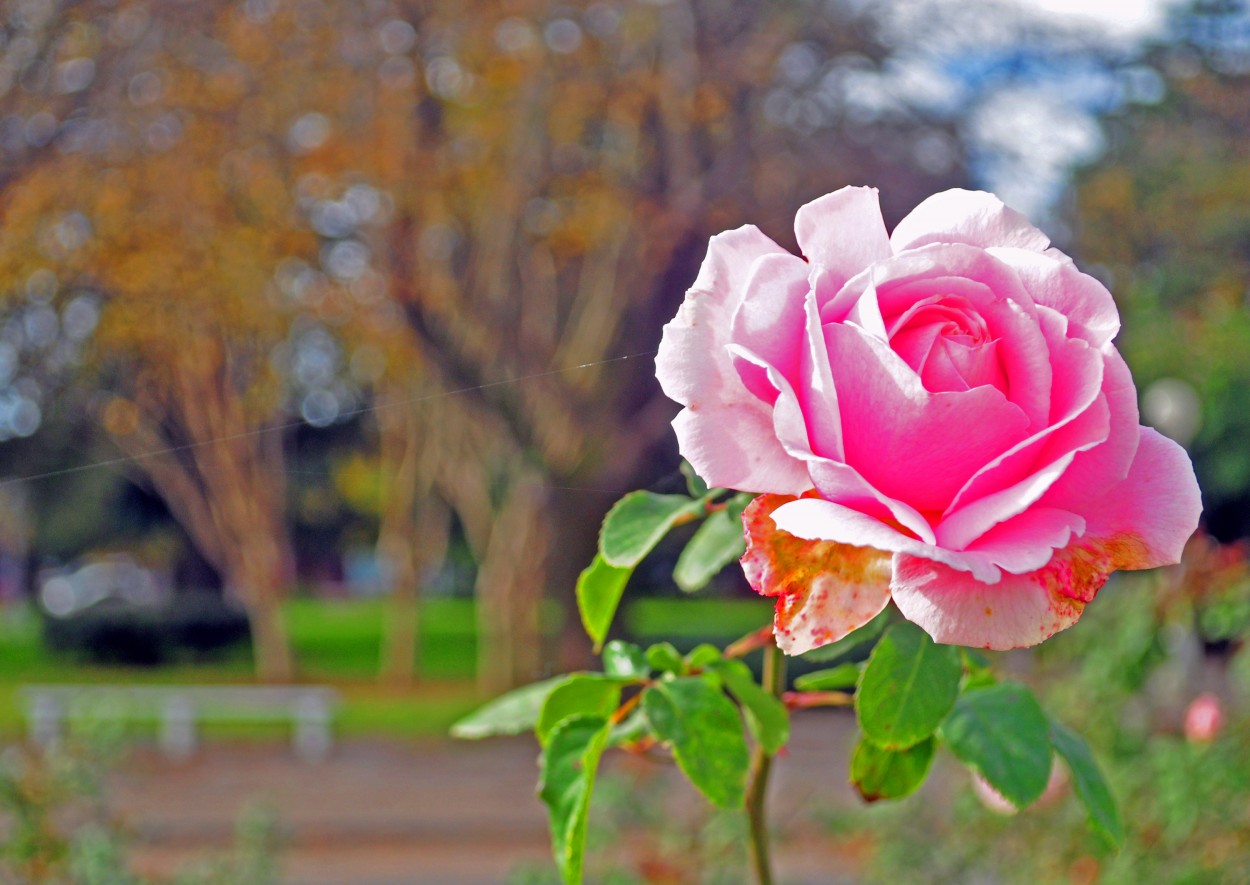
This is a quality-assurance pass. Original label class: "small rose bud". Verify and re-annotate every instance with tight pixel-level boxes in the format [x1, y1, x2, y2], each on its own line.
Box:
[1036, 758, 1068, 808]
[1184, 692, 1225, 743]
[973, 758, 1065, 814]
[972, 773, 1018, 815]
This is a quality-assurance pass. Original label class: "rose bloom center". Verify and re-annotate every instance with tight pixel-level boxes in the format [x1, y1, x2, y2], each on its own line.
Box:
[887, 294, 1007, 396]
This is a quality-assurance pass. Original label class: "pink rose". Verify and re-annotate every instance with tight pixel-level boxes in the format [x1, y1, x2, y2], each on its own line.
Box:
[656, 187, 1202, 653]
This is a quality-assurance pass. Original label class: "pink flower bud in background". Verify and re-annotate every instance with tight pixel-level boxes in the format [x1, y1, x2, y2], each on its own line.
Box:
[973, 758, 1066, 814]
[972, 773, 1020, 815]
[1184, 692, 1225, 744]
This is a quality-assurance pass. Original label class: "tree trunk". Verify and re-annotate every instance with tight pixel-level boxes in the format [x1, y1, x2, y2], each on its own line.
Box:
[247, 589, 295, 683]
[547, 485, 622, 672]
[379, 498, 450, 686]
[230, 528, 296, 682]
[107, 412, 299, 683]
[474, 469, 550, 694]
[380, 571, 419, 688]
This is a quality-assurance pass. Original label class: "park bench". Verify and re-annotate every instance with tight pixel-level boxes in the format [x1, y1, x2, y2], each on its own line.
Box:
[19, 684, 340, 763]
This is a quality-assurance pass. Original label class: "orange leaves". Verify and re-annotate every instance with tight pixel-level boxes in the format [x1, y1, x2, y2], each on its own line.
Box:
[100, 397, 140, 437]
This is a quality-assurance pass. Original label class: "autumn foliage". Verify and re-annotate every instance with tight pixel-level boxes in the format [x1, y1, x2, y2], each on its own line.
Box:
[0, 0, 968, 684]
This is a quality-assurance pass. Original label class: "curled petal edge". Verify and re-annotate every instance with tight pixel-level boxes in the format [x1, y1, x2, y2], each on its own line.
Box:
[741, 494, 892, 655]
[893, 427, 1202, 649]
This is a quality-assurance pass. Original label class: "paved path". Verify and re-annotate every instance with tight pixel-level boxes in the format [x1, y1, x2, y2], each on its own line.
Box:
[111, 712, 869, 884]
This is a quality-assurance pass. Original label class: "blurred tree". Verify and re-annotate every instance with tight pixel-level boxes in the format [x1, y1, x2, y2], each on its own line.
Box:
[326, 0, 975, 690]
[1073, 0, 1250, 540]
[0, 0, 977, 690]
[0, 1, 313, 679]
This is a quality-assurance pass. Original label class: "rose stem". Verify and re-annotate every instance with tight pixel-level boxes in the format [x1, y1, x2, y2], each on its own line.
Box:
[783, 690, 853, 710]
[746, 638, 786, 885]
[725, 624, 774, 659]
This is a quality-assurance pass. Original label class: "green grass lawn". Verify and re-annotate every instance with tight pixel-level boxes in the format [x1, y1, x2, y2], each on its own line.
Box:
[0, 598, 485, 741]
[0, 596, 776, 741]
[285, 596, 481, 680]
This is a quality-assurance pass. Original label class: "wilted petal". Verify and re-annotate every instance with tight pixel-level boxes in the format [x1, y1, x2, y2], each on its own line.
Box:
[893, 429, 1201, 649]
[891, 549, 1102, 650]
[1079, 426, 1202, 570]
[741, 494, 892, 655]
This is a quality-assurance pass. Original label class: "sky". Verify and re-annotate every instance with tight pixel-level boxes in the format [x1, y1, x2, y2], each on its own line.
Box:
[872, 0, 1184, 227]
[1017, 0, 1174, 40]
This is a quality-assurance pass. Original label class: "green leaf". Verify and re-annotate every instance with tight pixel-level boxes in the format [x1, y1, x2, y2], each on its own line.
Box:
[961, 648, 991, 671]
[711, 658, 789, 755]
[850, 735, 935, 802]
[608, 708, 650, 747]
[674, 508, 747, 593]
[645, 641, 686, 675]
[680, 461, 709, 498]
[941, 682, 1053, 809]
[575, 554, 632, 652]
[960, 647, 998, 691]
[794, 663, 861, 692]
[450, 676, 567, 739]
[725, 492, 753, 524]
[856, 622, 962, 750]
[684, 643, 722, 669]
[642, 676, 750, 808]
[537, 675, 624, 746]
[800, 606, 892, 663]
[538, 714, 611, 885]
[600, 491, 704, 568]
[1049, 718, 1123, 847]
[602, 640, 649, 680]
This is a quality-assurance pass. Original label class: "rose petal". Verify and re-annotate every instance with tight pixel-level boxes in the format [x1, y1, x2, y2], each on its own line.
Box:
[729, 289, 849, 464]
[726, 344, 816, 461]
[825, 321, 1031, 513]
[798, 292, 845, 460]
[962, 507, 1086, 575]
[937, 306, 1108, 547]
[805, 459, 936, 545]
[892, 429, 1201, 649]
[729, 252, 813, 401]
[846, 273, 889, 340]
[934, 441, 1090, 552]
[989, 246, 1120, 348]
[890, 189, 1051, 253]
[795, 186, 892, 293]
[890, 552, 1092, 650]
[829, 244, 1055, 429]
[656, 226, 811, 495]
[869, 246, 1039, 324]
[1079, 426, 1202, 570]
[921, 337, 1006, 394]
[1039, 345, 1140, 514]
[741, 494, 892, 655]
[657, 224, 783, 406]
[890, 316, 944, 374]
[771, 496, 1001, 582]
